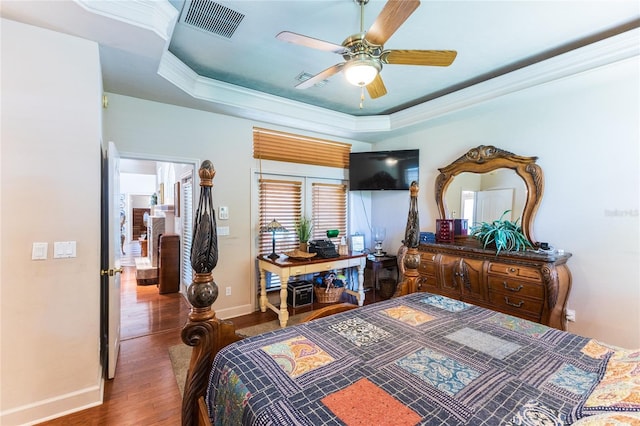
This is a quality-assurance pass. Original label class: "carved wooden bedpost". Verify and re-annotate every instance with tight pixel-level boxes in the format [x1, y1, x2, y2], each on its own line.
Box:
[181, 161, 240, 426]
[395, 181, 421, 296]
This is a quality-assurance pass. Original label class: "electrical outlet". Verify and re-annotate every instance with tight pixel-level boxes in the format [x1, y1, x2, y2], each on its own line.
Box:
[225, 286, 231, 296]
[565, 309, 576, 322]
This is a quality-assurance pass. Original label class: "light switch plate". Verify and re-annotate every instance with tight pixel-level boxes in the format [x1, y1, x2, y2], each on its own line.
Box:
[54, 241, 77, 258]
[32, 242, 48, 260]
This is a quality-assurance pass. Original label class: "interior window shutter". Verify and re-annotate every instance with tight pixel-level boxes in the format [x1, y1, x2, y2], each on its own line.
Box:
[312, 183, 347, 243]
[181, 176, 193, 286]
[253, 127, 351, 168]
[258, 178, 302, 256]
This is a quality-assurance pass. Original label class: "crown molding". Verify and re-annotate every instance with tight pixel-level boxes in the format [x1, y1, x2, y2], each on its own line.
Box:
[74, 0, 178, 40]
[158, 27, 638, 139]
[157, 51, 392, 138]
[79, 0, 639, 140]
[390, 27, 640, 131]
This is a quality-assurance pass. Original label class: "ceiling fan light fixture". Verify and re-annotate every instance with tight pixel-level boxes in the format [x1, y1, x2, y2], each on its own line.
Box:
[344, 57, 381, 87]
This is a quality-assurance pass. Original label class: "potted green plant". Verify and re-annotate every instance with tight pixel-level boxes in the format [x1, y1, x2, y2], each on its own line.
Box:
[470, 210, 532, 254]
[295, 216, 312, 251]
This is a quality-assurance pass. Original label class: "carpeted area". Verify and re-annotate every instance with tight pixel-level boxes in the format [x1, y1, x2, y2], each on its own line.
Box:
[169, 312, 307, 396]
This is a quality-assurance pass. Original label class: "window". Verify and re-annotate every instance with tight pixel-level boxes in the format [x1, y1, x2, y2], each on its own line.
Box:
[253, 126, 351, 290]
[311, 183, 347, 241]
[258, 178, 302, 256]
[257, 174, 347, 289]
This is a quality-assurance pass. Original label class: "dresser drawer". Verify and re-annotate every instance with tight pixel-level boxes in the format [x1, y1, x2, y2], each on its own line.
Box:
[487, 276, 544, 299]
[488, 292, 544, 317]
[419, 253, 437, 275]
[417, 274, 438, 292]
[487, 263, 541, 281]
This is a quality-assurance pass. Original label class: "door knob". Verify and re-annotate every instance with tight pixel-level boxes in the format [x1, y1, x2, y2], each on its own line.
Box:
[101, 267, 123, 276]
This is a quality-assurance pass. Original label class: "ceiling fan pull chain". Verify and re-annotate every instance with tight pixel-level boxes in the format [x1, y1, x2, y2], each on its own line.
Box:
[360, 86, 365, 109]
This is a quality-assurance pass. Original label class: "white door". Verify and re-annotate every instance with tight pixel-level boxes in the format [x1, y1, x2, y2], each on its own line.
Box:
[106, 142, 122, 379]
[475, 188, 514, 223]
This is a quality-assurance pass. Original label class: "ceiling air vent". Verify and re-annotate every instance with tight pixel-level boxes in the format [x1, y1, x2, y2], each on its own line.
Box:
[296, 72, 328, 88]
[182, 0, 245, 39]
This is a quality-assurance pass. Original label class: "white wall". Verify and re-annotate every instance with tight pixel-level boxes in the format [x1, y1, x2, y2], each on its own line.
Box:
[372, 57, 640, 348]
[121, 172, 155, 195]
[103, 95, 371, 317]
[1, 20, 103, 424]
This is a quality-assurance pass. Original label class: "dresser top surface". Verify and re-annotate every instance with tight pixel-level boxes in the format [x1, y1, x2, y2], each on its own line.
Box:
[419, 241, 572, 263]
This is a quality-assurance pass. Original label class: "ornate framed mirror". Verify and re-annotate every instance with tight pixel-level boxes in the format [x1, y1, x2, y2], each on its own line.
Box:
[435, 145, 544, 245]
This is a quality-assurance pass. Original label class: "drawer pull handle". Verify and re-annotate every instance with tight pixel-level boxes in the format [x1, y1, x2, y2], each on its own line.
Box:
[504, 297, 524, 308]
[503, 282, 523, 292]
[509, 267, 517, 273]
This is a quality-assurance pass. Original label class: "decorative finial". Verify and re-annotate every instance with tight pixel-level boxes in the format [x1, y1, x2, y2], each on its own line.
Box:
[199, 160, 216, 187]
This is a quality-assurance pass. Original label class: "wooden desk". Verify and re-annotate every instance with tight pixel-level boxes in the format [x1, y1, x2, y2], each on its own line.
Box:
[258, 253, 367, 327]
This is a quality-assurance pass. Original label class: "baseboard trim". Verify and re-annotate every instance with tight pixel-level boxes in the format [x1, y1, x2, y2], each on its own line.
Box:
[217, 303, 253, 320]
[0, 380, 103, 425]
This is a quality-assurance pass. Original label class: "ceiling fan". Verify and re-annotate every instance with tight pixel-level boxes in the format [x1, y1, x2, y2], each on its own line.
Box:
[276, 0, 457, 101]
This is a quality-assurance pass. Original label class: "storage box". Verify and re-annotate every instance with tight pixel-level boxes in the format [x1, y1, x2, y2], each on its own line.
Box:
[435, 219, 455, 243]
[287, 280, 313, 307]
[454, 219, 468, 236]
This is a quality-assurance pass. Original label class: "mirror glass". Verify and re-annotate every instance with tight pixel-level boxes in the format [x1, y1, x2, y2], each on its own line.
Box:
[443, 169, 527, 226]
[435, 145, 544, 245]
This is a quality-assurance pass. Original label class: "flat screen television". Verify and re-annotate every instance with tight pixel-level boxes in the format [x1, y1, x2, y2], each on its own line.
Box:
[349, 149, 419, 191]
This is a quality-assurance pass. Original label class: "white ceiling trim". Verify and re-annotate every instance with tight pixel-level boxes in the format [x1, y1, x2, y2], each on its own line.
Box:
[78, 0, 639, 140]
[157, 51, 391, 136]
[159, 27, 639, 138]
[75, 0, 178, 41]
[390, 27, 640, 131]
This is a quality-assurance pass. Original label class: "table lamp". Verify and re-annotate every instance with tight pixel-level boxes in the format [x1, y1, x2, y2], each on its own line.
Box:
[373, 226, 386, 257]
[261, 219, 287, 259]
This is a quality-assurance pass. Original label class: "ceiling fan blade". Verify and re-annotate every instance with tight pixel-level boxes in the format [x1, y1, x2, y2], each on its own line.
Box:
[366, 74, 387, 99]
[365, 0, 420, 46]
[295, 63, 345, 89]
[276, 31, 348, 54]
[382, 49, 457, 66]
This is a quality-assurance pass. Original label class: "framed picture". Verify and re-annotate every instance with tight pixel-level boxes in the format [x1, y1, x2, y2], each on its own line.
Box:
[174, 182, 181, 217]
[350, 234, 365, 253]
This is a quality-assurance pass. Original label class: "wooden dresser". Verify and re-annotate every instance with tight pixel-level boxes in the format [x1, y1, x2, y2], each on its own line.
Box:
[417, 241, 572, 329]
[158, 234, 180, 294]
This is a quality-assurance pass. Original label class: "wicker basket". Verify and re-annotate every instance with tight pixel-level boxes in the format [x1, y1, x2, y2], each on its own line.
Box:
[314, 286, 344, 304]
[378, 278, 397, 300]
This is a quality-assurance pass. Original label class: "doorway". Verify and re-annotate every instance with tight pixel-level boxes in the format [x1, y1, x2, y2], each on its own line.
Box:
[118, 156, 197, 340]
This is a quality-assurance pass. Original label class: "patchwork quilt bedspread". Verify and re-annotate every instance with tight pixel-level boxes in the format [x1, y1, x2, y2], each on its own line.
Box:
[206, 293, 640, 425]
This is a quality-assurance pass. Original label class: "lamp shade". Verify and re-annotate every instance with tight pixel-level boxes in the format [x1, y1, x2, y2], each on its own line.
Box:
[261, 219, 287, 233]
[344, 57, 381, 87]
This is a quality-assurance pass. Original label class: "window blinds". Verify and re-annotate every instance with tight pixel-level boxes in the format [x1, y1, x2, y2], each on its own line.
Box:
[312, 182, 347, 242]
[258, 178, 302, 255]
[253, 127, 351, 168]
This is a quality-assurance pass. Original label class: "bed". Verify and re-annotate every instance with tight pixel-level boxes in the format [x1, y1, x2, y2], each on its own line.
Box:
[181, 161, 639, 426]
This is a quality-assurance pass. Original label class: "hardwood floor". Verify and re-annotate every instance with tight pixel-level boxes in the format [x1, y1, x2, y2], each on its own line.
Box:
[38, 265, 379, 425]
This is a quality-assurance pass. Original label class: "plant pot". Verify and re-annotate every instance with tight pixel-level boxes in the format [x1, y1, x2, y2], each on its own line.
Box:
[299, 242, 308, 252]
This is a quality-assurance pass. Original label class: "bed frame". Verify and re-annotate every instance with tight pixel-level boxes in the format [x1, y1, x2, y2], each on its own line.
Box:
[180, 161, 421, 425]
